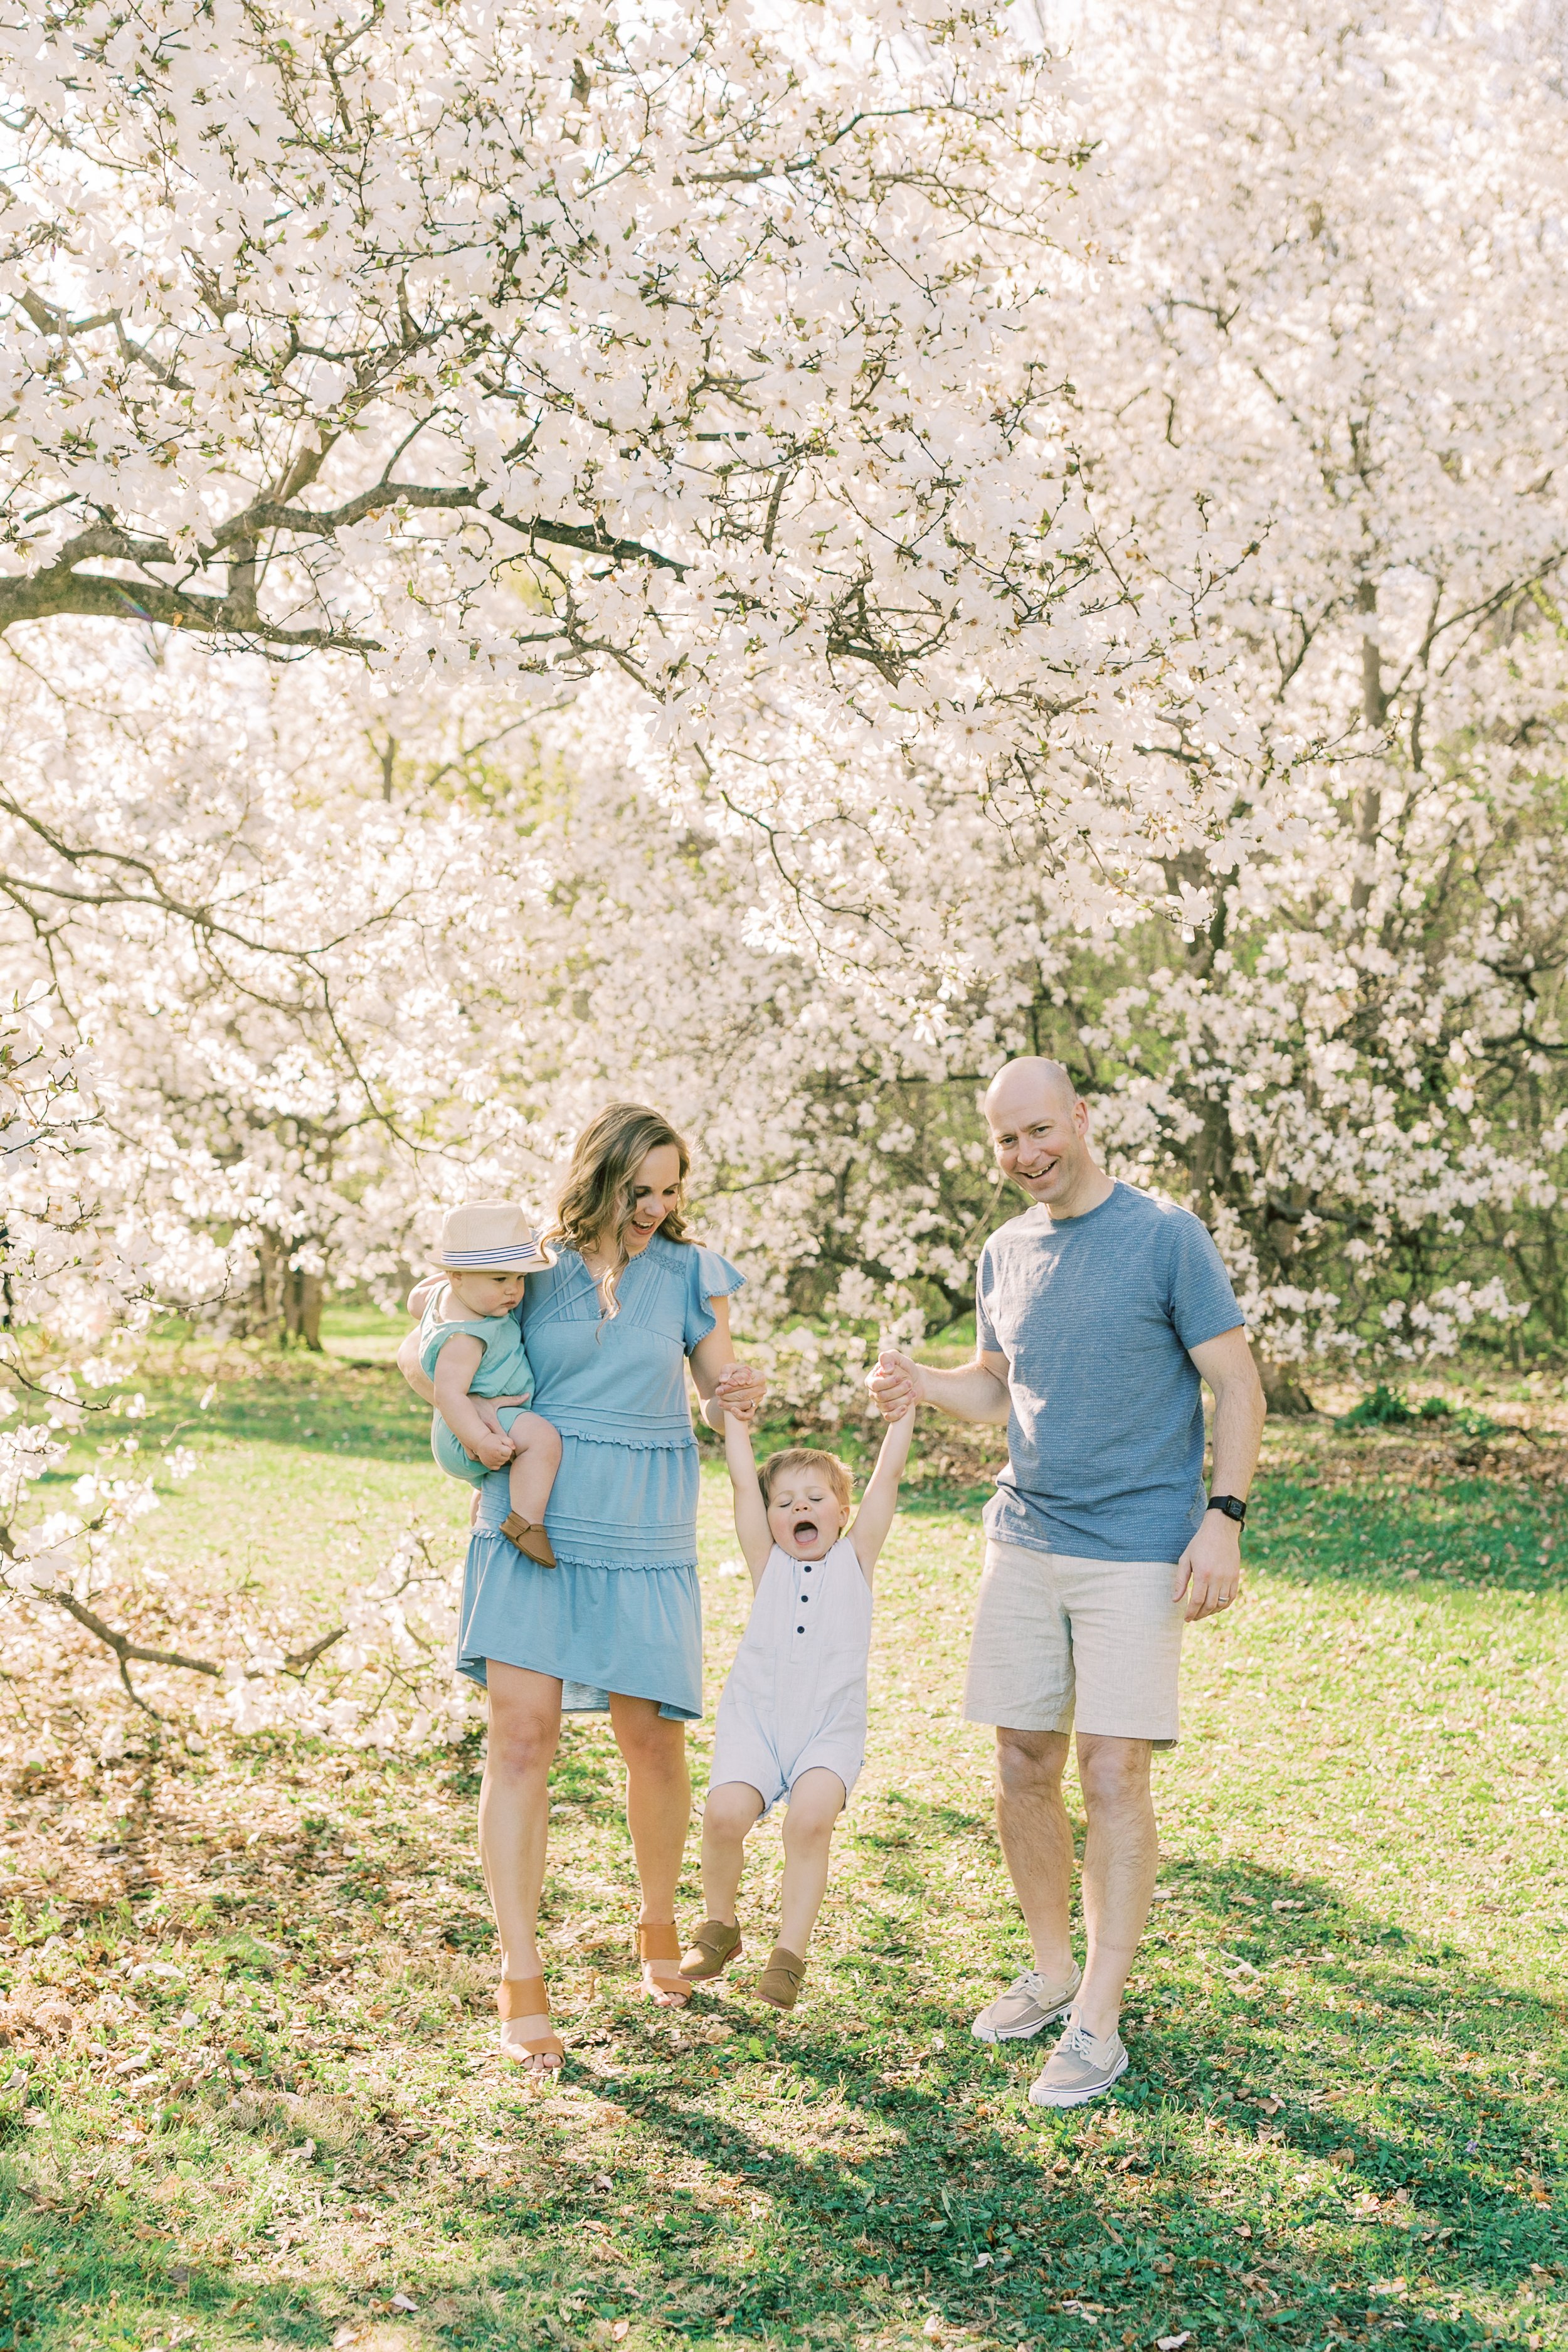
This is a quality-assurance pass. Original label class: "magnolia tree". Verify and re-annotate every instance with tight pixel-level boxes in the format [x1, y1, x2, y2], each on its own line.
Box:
[5, 626, 1555, 1441]
[0, 0, 1249, 898]
[0, 986, 483, 1768]
[5, 0, 1568, 1572]
[1036, 0, 1568, 1389]
[636, 0, 1568, 1396]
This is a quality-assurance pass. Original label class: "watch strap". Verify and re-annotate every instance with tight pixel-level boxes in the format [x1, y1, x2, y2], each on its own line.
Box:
[1207, 1493, 1248, 1525]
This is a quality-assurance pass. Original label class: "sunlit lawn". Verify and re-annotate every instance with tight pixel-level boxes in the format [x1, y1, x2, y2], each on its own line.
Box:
[0, 1342, 1564, 2351]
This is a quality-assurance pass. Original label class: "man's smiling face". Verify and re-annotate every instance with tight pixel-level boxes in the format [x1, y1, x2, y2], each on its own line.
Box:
[985, 1064, 1092, 1210]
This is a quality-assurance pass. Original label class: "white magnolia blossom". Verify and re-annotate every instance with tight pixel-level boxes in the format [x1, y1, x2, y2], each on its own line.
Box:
[0, 0, 1234, 900]
[6, 0, 1568, 1756]
[0, 999, 474, 1758]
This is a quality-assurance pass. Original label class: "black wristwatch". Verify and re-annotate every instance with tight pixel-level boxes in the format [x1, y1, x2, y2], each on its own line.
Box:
[1207, 1493, 1248, 1525]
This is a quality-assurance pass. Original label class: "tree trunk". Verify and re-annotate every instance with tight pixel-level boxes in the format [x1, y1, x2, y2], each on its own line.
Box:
[255, 1234, 284, 1342]
[279, 1263, 324, 1351]
[1352, 578, 1387, 915]
[1253, 1343, 1315, 1417]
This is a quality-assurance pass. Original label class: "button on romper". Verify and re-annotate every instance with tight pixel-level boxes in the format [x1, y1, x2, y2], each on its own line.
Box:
[709, 1535, 874, 1818]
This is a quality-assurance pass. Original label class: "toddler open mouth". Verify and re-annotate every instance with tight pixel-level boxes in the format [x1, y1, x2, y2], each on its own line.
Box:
[793, 1519, 819, 1545]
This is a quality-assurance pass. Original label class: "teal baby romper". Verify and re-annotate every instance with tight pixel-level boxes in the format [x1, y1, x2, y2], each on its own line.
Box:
[418, 1283, 537, 1486]
[455, 1234, 744, 1721]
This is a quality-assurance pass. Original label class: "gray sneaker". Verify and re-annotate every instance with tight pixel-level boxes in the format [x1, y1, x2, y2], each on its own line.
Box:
[1027, 2020, 1130, 2107]
[970, 1963, 1083, 2044]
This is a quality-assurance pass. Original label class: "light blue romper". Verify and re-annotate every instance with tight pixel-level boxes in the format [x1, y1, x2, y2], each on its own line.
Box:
[455, 1234, 744, 1722]
[418, 1285, 536, 1487]
[709, 1536, 873, 1816]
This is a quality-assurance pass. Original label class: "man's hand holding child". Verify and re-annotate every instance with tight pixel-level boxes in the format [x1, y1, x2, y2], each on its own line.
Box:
[869, 1349, 924, 1421]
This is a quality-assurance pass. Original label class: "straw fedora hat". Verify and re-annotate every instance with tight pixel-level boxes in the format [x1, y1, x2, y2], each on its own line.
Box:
[438, 1201, 555, 1273]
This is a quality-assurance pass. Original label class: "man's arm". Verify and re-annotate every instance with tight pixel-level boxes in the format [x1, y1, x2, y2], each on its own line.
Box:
[1175, 1325, 1267, 1621]
[867, 1346, 1011, 1426]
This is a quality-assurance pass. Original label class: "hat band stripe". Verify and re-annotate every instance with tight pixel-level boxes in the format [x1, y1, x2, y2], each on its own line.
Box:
[442, 1246, 547, 1266]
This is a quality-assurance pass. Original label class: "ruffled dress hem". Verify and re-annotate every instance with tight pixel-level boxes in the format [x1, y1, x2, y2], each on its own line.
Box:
[456, 1533, 702, 1722]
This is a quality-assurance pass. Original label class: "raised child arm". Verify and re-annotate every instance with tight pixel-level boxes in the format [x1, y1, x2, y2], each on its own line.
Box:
[724, 1409, 774, 1583]
[432, 1335, 514, 1470]
[849, 1404, 916, 1578]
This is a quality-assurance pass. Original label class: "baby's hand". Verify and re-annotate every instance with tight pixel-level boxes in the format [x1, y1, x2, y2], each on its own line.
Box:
[468, 1401, 516, 1470]
[470, 1427, 516, 1471]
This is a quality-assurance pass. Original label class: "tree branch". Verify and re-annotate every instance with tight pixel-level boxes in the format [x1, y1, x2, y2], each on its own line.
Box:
[42, 1590, 344, 1683]
[0, 490, 685, 642]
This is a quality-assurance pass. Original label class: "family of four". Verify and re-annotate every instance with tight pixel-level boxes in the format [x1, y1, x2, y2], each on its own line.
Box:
[396, 1064, 1266, 2111]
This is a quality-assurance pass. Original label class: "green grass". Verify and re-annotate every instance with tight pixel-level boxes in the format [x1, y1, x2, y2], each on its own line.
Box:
[36, 1338, 470, 1601]
[1, 1350, 1565, 2351]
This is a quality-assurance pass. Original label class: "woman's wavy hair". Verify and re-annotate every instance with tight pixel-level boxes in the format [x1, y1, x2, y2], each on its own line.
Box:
[548, 1102, 694, 1318]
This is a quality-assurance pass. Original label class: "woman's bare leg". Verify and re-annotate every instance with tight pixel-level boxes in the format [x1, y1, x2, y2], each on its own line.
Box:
[701, 1781, 766, 1924]
[776, 1768, 845, 1956]
[608, 1693, 692, 2005]
[480, 1662, 563, 2067]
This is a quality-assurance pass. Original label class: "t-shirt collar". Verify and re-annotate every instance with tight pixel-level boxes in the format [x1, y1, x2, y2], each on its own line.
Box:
[1031, 1178, 1122, 1236]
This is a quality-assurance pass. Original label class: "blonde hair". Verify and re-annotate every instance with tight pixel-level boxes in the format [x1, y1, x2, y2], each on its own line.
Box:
[548, 1101, 693, 1318]
[758, 1446, 854, 1515]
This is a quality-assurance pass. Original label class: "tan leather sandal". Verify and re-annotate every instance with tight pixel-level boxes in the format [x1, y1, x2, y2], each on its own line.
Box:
[638, 1921, 691, 2007]
[497, 1975, 564, 2069]
[756, 1944, 807, 2011]
[500, 1512, 557, 1567]
[679, 1917, 743, 1983]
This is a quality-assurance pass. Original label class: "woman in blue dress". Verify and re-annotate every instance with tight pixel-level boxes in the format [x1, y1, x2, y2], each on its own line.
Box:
[398, 1103, 763, 2071]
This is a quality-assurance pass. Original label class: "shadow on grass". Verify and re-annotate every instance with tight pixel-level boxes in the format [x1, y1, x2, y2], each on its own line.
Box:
[8, 1853, 1557, 2351]
[569, 1852, 1561, 2347]
[0, 2170, 340, 2349]
[37, 1357, 440, 1476]
[1249, 1469, 1568, 1594]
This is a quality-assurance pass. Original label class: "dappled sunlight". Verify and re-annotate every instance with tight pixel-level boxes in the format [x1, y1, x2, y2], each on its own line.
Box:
[1, 1410, 1562, 2350]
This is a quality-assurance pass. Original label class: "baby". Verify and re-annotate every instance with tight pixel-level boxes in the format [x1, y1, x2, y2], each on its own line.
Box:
[415, 1202, 562, 1567]
[679, 1396, 914, 2010]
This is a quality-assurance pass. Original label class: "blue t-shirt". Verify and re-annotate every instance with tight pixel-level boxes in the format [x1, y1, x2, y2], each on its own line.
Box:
[974, 1182, 1244, 1564]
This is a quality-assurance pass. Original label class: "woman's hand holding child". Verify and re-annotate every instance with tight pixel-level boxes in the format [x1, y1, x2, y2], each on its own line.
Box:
[711, 1360, 765, 1424]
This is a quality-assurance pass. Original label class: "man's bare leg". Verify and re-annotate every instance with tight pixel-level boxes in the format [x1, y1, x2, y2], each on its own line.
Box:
[994, 1727, 1076, 1983]
[1073, 1732, 1158, 2041]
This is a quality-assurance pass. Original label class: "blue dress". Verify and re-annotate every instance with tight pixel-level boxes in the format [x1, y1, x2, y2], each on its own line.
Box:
[455, 1235, 744, 1720]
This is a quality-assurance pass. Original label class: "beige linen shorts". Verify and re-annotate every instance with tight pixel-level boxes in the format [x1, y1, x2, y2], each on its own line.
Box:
[963, 1538, 1188, 1748]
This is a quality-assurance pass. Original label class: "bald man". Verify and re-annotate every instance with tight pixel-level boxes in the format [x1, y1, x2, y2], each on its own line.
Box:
[870, 1057, 1264, 2108]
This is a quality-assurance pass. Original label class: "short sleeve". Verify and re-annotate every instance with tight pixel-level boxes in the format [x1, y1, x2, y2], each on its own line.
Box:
[1167, 1213, 1245, 1350]
[418, 1313, 492, 1383]
[975, 1245, 1002, 1357]
[684, 1245, 746, 1353]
